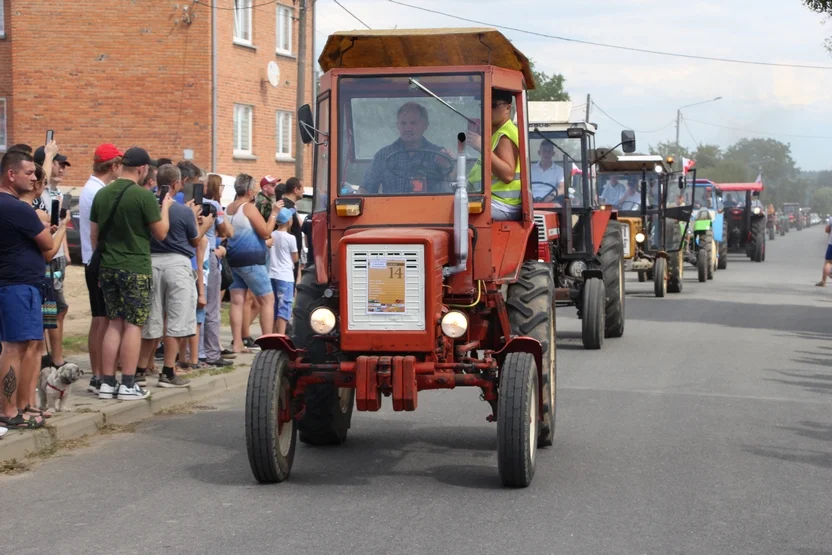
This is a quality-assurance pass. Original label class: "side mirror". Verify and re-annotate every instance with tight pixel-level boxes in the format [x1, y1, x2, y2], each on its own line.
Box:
[621, 130, 636, 153]
[297, 104, 315, 145]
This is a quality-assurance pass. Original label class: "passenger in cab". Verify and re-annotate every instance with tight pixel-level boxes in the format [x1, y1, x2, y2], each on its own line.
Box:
[531, 141, 564, 202]
[467, 89, 522, 221]
[363, 102, 452, 194]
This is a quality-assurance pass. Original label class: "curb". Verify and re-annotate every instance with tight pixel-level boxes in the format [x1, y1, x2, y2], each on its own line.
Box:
[0, 366, 250, 464]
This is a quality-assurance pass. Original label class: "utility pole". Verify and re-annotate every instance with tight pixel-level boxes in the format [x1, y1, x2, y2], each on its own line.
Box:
[675, 108, 681, 150]
[295, 0, 308, 180]
[585, 93, 591, 123]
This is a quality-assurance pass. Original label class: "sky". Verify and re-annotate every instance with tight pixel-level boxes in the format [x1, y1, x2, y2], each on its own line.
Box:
[313, 0, 832, 171]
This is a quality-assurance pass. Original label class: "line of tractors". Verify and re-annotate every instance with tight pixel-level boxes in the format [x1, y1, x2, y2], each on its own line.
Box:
[242, 28, 777, 489]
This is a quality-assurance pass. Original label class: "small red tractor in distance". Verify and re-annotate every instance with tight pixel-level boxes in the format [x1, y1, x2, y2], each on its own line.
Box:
[245, 28, 556, 488]
[720, 182, 766, 262]
[527, 101, 635, 349]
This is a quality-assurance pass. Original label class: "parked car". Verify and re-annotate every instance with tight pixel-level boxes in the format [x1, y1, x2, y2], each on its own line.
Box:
[66, 196, 82, 264]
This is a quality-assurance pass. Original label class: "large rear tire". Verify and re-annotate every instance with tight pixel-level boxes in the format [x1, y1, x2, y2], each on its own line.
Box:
[292, 267, 354, 446]
[581, 278, 605, 350]
[665, 223, 684, 293]
[600, 222, 625, 339]
[653, 257, 667, 297]
[750, 218, 765, 263]
[507, 261, 556, 447]
[717, 219, 728, 270]
[245, 350, 297, 483]
[497, 352, 539, 488]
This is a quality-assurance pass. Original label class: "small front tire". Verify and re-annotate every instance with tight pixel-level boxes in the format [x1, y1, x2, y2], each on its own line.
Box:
[581, 278, 605, 350]
[497, 352, 539, 488]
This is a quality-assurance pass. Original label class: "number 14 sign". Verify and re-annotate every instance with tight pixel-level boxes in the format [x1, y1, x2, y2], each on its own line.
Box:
[367, 257, 406, 314]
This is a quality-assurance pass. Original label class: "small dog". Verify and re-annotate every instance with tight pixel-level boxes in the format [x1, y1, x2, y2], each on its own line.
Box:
[38, 363, 84, 412]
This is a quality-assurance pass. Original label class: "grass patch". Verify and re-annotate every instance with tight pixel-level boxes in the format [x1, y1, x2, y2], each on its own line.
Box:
[158, 402, 217, 416]
[0, 459, 30, 475]
[98, 422, 138, 435]
[221, 303, 231, 327]
[63, 334, 89, 354]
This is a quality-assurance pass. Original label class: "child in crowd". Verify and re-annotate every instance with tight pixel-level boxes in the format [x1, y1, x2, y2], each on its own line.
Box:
[269, 208, 298, 335]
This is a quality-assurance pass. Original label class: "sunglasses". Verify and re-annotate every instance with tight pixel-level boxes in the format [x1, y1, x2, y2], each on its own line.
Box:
[491, 101, 510, 109]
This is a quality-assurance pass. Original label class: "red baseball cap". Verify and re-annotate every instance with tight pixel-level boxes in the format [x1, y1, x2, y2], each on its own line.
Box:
[260, 175, 281, 187]
[94, 143, 124, 163]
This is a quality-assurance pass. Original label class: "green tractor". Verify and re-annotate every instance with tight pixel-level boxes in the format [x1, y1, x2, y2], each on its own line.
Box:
[682, 177, 724, 281]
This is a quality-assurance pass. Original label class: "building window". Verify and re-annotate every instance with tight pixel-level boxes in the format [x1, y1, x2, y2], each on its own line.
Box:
[234, 104, 253, 156]
[0, 99, 6, 150]
[276, 110, 293, 159]
[276, 4, 293, 56]
[0, 2, 5, 38]
[234, 0, 252, 45]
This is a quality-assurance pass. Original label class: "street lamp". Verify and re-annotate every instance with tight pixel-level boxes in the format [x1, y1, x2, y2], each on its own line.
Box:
[675, 96, 722, 148]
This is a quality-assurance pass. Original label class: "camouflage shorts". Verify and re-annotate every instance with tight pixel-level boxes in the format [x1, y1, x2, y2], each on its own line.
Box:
[99, 268, 152, 327]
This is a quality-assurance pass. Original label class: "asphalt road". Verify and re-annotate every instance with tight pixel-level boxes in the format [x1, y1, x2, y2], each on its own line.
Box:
[3, 227, 832, 555]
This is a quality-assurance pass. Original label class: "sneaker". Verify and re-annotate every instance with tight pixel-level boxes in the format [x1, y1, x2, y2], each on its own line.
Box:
[154, 345, 165, 360]
[87, 376, 101, 394]
[98, 381, 119, 400]
[117, 383, 151, 400]
[205, 358, 233, 368]
[221, 348, 235, 357]
[135, 372, 147, 387]
[243, 337, 260, 350]
[157, 374, 190, 388]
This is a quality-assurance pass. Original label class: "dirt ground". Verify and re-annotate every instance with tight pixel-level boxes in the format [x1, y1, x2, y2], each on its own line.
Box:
[63, 264, 93, 337]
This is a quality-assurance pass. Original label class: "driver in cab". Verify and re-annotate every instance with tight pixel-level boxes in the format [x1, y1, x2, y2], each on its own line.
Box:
[362, 102, 451, 194]
[618, 180, 641, 209]
[531, 141, 564, 202]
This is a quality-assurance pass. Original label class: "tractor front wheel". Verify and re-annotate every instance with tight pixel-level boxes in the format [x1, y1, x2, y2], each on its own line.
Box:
[697, 246, 708, 283]
[497, 352, 539, 488]
[638, 271, 646, 283]
[245, 350, 297, 483]
[750, 218, 765, 263]
[581, 278, 605, 350]
[653, 257, 667, 297]
[717, 220, 728, 270]
[507, 261, 556, 447]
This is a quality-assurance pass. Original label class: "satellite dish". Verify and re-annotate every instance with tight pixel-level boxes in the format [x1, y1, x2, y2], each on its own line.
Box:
[267, 61, 280, 88]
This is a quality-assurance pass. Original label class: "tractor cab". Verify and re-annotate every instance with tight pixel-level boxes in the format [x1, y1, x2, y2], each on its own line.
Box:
[718, 182, 766, 262]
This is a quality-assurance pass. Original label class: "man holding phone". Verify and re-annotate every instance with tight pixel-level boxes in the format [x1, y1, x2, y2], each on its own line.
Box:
[34, 143, 72, 368]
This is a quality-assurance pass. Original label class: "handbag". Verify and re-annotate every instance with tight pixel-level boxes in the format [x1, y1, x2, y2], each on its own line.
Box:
[88, 182, 134, 273]
[220, 255, 234, 291]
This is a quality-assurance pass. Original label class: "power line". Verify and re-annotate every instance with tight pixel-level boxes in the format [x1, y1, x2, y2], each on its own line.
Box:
[333, 0, 371, 29]
[591, 101, 674, 134]
[387, 0, 832, 71]
[685, 118, 832, 140]
[681, 114, 700, 147]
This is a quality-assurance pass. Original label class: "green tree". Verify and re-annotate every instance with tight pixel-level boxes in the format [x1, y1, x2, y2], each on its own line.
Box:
[699, 160, 752, 184]
[802, 1, 832, 53]
[693, 144, 722, 170]
[723, 137, 797, 187]
[527, 59, 570, 102]
[811, 186, 832, 215]
[649, 140, 691, 163]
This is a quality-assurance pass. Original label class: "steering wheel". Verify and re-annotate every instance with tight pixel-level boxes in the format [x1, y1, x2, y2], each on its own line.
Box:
[617, 200, 641, 211]
[531, 181, 562, 202]
[384, 149, 455, 184]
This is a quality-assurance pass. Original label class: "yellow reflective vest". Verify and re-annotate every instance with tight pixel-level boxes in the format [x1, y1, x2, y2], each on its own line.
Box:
[467, 119, 522, 206]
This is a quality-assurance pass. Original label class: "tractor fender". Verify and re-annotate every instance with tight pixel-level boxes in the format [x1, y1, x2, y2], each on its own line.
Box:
[655, 251, 669, 260]
[496, 336, 544, 402]
[254, 334, 301, 361]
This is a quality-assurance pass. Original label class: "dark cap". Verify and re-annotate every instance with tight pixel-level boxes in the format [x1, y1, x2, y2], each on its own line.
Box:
[34, 146, 71, 167]
[492, 89, 514, 104]
[122, 147, 152, 167]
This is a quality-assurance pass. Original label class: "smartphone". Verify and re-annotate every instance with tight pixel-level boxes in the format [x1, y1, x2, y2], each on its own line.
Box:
[61, 193, 72, 211]
[159, 185, 170, 205]
[51, 199, 60, 226]
[46, 130, 54, 144]
[193, 183, 204, 206]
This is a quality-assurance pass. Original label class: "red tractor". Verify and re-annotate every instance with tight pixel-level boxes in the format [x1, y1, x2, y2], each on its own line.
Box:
[245, 28, 556, 488]
[721, 182, 766, 262]
[527, 101, 634, 349]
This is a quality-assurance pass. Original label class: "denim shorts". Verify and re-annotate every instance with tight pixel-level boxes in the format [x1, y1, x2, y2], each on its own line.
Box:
[196, 307, 206, 325]
[0, 284, 44, 342]
[271, 279, 295, 321]
[825, 244, 832, 261]
[230, 264, 273, 298]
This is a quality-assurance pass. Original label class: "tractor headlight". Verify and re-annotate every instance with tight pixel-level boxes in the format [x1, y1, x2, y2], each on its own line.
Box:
[752, 207, 761, 215]
[441, 311, 468, 338]
[635, 232, 646, 243]
[568, 260, 587, 278]
[310, 307, 337, 335]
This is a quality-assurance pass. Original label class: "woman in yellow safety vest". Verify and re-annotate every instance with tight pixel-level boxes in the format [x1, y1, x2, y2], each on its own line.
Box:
[466, 89, 522, 221]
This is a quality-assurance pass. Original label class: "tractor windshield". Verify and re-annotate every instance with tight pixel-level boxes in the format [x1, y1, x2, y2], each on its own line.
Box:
[337, 74, 484, 196]
[685, 185, 714, 210]
[529, 132, 586, 207]
[596, 172, 661, 212]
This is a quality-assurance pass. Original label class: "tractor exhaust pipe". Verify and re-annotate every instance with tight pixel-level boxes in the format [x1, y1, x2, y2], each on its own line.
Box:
[445, 132, 469, 277]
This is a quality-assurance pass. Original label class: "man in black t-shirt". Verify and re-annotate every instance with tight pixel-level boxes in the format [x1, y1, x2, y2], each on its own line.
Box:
[281, 177, 305, 282]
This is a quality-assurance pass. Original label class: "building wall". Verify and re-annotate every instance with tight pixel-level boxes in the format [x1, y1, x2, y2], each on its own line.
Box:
[8, 1, 212, 179]
[0, 0, 12, 150]
[215, 0, 313, 186]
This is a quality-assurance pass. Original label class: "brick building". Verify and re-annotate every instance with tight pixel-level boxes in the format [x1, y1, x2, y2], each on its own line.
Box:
[0, 0, 313, 185]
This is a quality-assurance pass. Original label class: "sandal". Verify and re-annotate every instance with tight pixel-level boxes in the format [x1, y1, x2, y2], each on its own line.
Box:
[816, 281, 825, 287]
[24, 405, 52, 419]
[0, 412, 45, 429]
